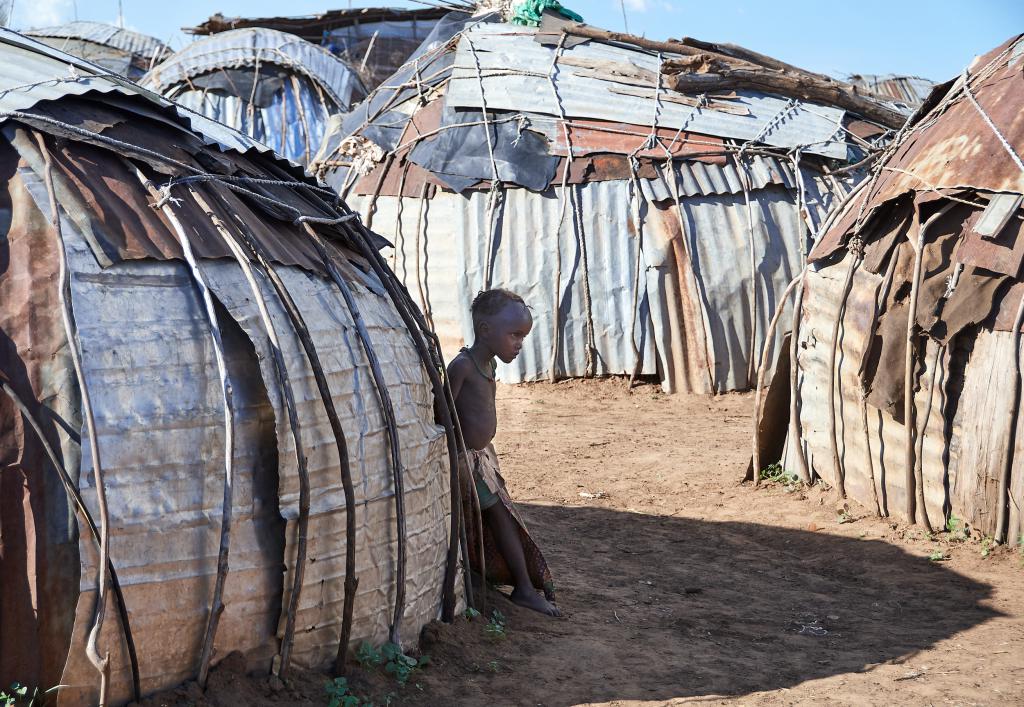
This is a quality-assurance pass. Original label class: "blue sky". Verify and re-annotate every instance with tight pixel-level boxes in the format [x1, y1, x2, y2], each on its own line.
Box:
[8, 0, 1022, 82]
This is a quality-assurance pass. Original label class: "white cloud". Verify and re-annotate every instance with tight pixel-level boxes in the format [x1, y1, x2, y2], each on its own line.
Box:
[11, 0, 73, 30]
[623, 0, 651, 10]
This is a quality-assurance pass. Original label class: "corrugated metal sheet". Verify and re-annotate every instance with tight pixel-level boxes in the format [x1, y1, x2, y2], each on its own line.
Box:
[142, 28, 363, 110]
[0, 28, 304, 171]
[445, 23, 850, 160]
[25, 172, 454, 704]
[352, 168, 822, 394]
[790, 253, 950, 524]
[25, 21, 170, 63]
[847, 73, 934, 108]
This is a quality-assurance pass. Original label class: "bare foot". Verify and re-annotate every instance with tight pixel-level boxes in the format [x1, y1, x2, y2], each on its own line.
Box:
[511, 587, 561, 617]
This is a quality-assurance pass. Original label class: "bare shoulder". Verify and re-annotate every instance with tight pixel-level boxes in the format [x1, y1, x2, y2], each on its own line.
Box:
[447, 352, 473, 381]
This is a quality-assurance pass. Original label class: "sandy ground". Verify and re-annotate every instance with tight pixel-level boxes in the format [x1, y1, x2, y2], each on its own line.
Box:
[138, 379, 1024, 707]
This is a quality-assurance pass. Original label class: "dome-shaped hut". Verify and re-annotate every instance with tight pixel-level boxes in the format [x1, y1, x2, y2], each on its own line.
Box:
[314, 10, 903, 394]
[142, 28, 367, 166]
[0, 28, 463, 705]
[755, 34, 1024, 543]
[24, 21, 170, 80]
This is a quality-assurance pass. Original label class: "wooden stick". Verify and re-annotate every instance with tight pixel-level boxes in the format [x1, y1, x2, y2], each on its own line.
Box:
[751, 273, 802, 485]
[135, 173, 239, 688]
[315, 207, 473, 621]
[735, 154, 760, 389]
[212, 204, 361, 670]
[996, 292, 1024, 544]
[916, 342, 945, 528]
[188, 188, 312, 680]
[0, 378, 140, 702]
[904, 203, 954, 529]
[787, 272, 812, 484]
[37, 135, 113, 704]
[857, 255, 899, 518]
[828, 248, 861, 499]
[302, 226, 408, 647]
[663, 64, 906, 130]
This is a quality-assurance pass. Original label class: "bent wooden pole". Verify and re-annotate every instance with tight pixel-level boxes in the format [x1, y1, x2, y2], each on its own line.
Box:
[828, 247, 861, 499]
[135, 173, 238, 687]
[751, 273, 802, 485]
[217, 208, 360, 673]
[787, 273, 812, 484]
[0, 377, 141, 701]
[904, 204, 954, 530]
[997, 293, 1024, 544]
[311, 213, 473, 621]
[38, 136, 113, 704]
[188, 188, 311, 680]
[303, 228, 409, 647]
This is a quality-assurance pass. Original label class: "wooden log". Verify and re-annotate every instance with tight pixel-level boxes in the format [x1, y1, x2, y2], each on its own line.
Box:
[997, 292, 1024, 543]
[904, 204, 954, 530]
[664, 67, 906, 130]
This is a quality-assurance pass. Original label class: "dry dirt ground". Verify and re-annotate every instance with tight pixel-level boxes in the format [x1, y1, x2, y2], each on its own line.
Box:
[140, 379, 1024, 707]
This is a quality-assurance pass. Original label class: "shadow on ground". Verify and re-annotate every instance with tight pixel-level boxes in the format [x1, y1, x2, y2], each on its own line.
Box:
[410, 503, 1000, 706]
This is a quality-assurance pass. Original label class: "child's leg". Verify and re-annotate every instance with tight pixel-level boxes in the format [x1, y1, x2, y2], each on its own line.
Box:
[483, 502, 560, 616]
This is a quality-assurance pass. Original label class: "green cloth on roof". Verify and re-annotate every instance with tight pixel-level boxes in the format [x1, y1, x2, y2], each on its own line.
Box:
[511, 0, 584, 27]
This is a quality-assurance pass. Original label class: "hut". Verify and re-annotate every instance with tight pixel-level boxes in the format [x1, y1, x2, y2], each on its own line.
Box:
[0, 28, 463, 706]
[847, 73, 934, 111]
[185, 7, 451, 91]
[142, 28, 367, 166]
[23, 21, 171, 80]
[313, 9, 904, 394]
[754, 35, 1024, 544]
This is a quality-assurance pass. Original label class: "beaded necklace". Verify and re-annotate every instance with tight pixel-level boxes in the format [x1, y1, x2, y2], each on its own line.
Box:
[460, 347, 496, 382]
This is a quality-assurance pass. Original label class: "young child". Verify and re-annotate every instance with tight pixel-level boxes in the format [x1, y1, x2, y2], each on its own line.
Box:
[447, 289, 559, 616]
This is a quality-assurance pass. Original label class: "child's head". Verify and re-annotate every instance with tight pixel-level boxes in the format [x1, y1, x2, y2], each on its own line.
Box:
[471, 289, 533, 363]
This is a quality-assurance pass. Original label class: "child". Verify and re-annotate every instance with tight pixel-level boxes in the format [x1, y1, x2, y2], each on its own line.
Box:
[447, 289, 559, 616]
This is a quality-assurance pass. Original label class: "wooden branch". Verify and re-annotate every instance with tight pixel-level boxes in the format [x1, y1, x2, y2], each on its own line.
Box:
[664, 66, 907, 130]
[305, 225, 408, 648]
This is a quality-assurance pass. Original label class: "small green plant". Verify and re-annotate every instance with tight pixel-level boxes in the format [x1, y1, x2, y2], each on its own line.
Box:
[980, 536, 995, 559]
[946, 514, 969, 542]
[487, 660, 500, 673]
[464, 606, 481, 620]
[928, 549, 948, 562]
[485, 609, 508, 639]
[759, 463, 785, 482]
[325, 677, 362, 707]
[355, 641, 383, 668]
[380, 643, 428, 686]
[0, 684, 62, 707]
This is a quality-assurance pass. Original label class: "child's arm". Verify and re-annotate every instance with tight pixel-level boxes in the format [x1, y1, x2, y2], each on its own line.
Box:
[436, 354, 471, 424]
[446, 355, 471, 402]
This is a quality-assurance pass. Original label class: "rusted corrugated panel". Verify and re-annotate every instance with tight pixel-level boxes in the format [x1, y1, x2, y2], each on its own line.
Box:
[0, 157, 81, 692]
[794, 252, 957, 526]
[818, 35, 1024, 235]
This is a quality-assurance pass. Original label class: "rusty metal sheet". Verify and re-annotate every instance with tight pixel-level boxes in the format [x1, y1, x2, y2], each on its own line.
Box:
[958, 202, 1024, 278]
[0, 152, 81, 692]
[548, 119, 728, 161]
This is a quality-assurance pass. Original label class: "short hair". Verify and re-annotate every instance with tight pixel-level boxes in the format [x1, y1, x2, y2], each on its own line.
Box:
[471, 288, 527, 327]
